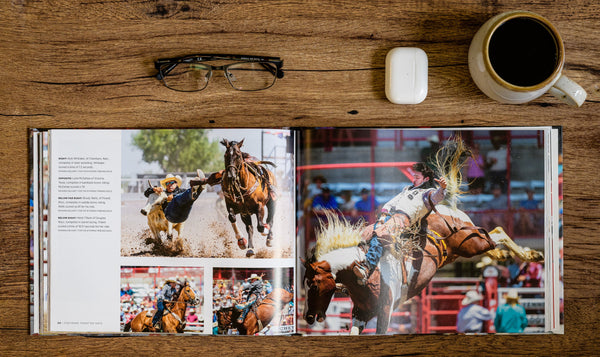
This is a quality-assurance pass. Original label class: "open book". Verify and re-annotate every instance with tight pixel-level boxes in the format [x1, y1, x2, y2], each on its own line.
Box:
[30, 127, 562, 335]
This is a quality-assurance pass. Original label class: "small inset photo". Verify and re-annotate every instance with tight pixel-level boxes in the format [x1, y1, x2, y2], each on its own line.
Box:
[212, 267, 295, 335]
[120, 266, 203, 334]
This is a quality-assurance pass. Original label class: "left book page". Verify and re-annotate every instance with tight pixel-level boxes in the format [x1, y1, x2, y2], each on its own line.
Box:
[31, 128, 296, 335]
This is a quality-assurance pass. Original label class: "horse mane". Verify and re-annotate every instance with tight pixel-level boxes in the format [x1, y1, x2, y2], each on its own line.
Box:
[432, 136, 471, 209]
[313, 211, 364, 261]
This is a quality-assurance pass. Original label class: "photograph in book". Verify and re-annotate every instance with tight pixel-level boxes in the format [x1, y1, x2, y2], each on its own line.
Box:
[120, 129, 295, 259]
[30, 128, 296, 334]
[120, 266, 204, 334]
[212, 267, 295, 335]
[296, 128, 562, 335]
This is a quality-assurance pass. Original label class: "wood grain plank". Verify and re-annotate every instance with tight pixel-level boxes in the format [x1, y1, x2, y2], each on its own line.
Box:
[1, 0, 599, 354]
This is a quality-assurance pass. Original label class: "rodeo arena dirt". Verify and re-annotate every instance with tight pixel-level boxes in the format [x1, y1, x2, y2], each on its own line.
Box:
[120, 183, 294, 259]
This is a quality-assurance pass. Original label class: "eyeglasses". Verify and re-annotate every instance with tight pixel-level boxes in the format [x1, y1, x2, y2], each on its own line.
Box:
[166, 181, 177, 186]
[155, 54, 284, 92]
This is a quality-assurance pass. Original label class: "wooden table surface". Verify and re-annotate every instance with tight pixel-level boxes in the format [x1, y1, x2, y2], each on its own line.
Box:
[1, 0, 598, 355]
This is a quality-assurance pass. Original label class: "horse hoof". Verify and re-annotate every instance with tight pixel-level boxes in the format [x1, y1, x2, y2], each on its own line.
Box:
[266, 238, 273, 247]
[237, 238, 247, 250]
[140, 209, 147, 216]
[246, 249, 255, 257]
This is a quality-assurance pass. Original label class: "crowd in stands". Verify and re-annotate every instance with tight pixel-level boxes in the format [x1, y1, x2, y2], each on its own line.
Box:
[299, 135, 545, 238]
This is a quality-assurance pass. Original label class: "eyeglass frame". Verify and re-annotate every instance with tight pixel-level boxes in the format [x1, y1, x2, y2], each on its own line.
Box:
[154, 54, 285, 92]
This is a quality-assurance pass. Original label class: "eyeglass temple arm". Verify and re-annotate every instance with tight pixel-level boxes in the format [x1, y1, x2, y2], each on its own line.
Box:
[261, 62, 285, 79]
[155, 62, 179, 80]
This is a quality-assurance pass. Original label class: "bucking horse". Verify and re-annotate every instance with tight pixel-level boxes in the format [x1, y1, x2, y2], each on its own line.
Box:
[302, 137, 544, 334]
[216, 288, 293, 335]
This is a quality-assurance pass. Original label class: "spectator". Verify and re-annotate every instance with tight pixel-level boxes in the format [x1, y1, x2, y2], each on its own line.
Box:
[263, 279, 273, 294]
[507, 255, 525, 287]
[481, 185, 508, 230]
[518, 260, 543, 288]
[339, 190, 356, 215]
[456, 290, 494, 333]
[516, 187, 541, 235]
[186, 308, 199, 323]
[465, 143, 486, 195]
[311, 186, 338, 214]
[308, 175, 327, 198]
[494, 289, 528, 333]
[354, 188, 380, 222]
[486, 142, 508, 193]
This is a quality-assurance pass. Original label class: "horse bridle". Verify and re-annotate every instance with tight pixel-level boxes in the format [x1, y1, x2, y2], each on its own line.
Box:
[224, 152, 262, 205]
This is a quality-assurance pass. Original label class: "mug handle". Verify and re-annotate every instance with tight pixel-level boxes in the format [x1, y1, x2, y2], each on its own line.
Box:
[548, 74, 587, 107]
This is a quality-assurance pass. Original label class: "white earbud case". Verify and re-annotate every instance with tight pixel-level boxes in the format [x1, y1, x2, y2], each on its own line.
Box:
[385, 47, 428, 104]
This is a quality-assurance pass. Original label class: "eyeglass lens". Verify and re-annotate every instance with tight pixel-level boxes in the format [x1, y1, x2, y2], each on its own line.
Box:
[160, 61, 278, 92]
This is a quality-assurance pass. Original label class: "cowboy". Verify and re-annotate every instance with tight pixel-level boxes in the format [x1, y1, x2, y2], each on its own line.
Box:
[353, 162, 447, 285]
[237, 273, 264, 324]
[494, 289, 528, 333]
[456, 290, 494, 333]
[152, 279, 179, 330]
[144, 171, 208, 224]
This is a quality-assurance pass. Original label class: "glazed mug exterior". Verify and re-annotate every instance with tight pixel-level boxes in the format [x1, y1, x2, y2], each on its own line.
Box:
[468, 11, 587, 106]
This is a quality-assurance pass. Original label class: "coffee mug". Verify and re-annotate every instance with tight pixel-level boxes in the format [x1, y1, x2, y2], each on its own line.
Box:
[468, 11, 587, 106]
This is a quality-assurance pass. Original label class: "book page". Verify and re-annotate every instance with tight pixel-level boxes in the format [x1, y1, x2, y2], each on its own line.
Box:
[48, 130, 122, 332]
[40, 128, 296, 334]
[297, 128, 562, 335]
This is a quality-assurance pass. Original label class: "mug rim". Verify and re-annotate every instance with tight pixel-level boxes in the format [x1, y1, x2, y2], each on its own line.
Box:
[483, 11, 565, 92]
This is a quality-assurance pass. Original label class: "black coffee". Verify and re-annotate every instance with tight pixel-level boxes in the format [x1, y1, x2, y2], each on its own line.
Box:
[488, 17, 559, 87]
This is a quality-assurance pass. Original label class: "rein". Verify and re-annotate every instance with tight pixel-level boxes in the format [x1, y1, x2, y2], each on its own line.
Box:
[223, 161, 260, 204]
[428, 196, 495, 250]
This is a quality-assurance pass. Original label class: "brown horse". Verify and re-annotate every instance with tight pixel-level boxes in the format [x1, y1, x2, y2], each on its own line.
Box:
[124, 280, 198, 333]
[220, 139, 277, 257]
[302, 208, 543, 334]
[216, 288, 294, 335]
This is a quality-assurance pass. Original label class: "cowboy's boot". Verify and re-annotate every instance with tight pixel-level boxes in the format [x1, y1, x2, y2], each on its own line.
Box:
[190, 170, 208, 199]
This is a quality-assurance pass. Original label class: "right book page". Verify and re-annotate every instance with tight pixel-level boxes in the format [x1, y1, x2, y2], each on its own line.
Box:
[296, 127, 562, 335]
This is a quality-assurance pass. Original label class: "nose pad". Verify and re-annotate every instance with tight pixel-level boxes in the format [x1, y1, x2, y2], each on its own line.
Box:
[225, 70, 237, 83]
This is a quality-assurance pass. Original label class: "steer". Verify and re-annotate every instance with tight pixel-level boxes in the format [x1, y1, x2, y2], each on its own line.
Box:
[140, 183, 183, 241]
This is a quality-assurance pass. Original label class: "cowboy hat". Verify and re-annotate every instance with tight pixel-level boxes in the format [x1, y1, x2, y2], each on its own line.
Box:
[506, 289, 520, 301]
[462, 290, 484, 305]
[476, 256, 495, 269]
[160, 174, 182, 188]
[250, 273, 261, 280]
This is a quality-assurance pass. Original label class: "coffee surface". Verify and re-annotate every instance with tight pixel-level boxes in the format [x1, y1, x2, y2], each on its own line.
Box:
[489, 17, 558, 87]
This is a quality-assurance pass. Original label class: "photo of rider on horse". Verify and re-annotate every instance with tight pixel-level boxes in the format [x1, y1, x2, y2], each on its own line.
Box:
[213, 268, 294, 335]
[302, 136, 544, 335]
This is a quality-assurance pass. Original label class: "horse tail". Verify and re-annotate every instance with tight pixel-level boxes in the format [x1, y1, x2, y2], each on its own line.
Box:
[123, 320, 132, 332]
[433, 136, 471, 209]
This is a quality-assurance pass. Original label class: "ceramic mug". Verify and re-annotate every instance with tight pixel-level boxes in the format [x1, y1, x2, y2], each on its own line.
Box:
[468, 11, 587, 106]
